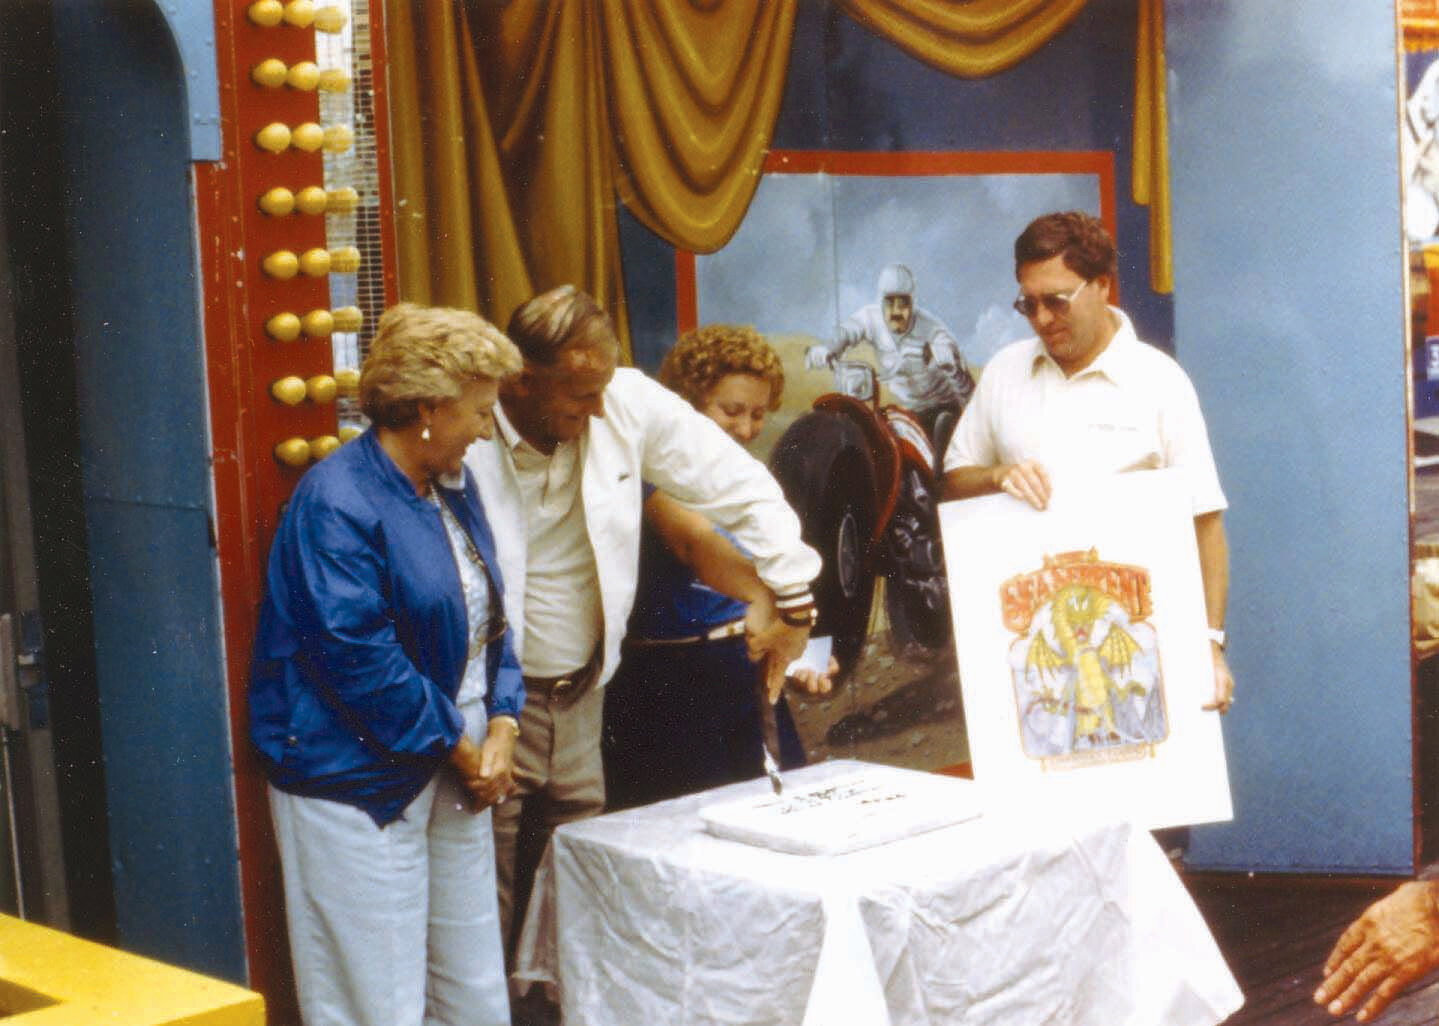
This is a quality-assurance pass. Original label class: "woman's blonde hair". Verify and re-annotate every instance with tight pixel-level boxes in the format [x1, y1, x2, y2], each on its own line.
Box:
[360, 303, 522, 428]
[658, 324, 783, 411]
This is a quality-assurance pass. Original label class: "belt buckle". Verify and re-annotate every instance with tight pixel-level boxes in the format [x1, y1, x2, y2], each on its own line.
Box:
[552, 675, 574, 692]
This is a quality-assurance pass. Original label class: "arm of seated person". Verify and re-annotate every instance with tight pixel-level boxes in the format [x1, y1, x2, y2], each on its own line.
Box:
[1315, 880, 1439, 1021]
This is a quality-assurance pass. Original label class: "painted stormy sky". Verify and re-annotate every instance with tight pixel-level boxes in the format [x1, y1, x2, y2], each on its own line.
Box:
[696, 172, 1101, 367]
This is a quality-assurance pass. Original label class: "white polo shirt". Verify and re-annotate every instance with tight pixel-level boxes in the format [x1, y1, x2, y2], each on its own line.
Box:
[943, 308, 1227, 516]
[499, 421, 603, 678]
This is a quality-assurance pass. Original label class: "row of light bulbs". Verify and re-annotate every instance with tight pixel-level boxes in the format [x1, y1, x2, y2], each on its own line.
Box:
[248, 0, 362, 467]
[275, 431, 363, 468]
[255, 121, 353, 155]
[265, 306, 362, 341]
[258, 185, 358, 217]
[247, 1, 347, 33]
[252, 58, 351, 93]
[263, 245, 360, 279]
[270, 368, 359, 406]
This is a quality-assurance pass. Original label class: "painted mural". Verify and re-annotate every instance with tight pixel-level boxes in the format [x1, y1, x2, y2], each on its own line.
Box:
[684, 152, 1108, 773]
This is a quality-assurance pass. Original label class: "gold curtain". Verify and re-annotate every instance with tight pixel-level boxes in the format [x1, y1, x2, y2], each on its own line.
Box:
[1131, 0, 1172, 293]
[387, 0, 799, 355]
[387, 0, 1174, 351]
[833, 0, 1088, 78]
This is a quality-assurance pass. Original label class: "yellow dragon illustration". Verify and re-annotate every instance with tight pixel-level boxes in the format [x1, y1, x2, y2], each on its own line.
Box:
[1026, 583, 1145, 747]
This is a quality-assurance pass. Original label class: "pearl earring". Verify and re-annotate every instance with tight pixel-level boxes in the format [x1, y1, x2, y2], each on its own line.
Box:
[421, 425, 431, 442]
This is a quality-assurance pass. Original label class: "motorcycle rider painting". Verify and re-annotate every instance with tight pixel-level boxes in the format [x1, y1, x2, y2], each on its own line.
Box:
[804, 264, 976, 457]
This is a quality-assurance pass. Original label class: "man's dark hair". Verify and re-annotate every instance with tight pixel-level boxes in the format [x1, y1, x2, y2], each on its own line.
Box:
[1014, 211, 1118, 281]
[506, 284, 617, 366]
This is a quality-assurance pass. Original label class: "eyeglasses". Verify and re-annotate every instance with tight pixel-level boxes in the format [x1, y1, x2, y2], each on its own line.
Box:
[1012, 279, 1089, 319]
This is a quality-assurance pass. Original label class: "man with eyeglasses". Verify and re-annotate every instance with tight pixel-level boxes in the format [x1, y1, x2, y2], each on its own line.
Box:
[941, 210, 1236, 718]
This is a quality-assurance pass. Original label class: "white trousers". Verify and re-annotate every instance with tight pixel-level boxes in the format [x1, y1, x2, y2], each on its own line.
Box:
[270, 701, 509, 1026]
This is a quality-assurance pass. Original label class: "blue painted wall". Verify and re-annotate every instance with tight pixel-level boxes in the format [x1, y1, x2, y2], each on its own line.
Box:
[1167, 4, 1412, 873]
[50, 1, 245, 979]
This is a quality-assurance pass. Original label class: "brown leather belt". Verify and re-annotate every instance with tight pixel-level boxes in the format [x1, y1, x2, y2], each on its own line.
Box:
[523, 649, 601, 705]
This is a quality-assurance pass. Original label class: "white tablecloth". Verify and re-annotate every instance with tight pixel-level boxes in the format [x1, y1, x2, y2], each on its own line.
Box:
[514, 760, 1243, 1026]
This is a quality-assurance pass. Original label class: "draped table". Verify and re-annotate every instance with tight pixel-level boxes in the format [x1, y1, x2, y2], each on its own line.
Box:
[514, 760, 1242, 1026]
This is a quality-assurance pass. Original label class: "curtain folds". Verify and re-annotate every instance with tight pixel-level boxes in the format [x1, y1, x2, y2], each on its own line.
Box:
[1131, 0, 1172, 294]
[833, 0, 1089, 78]
[601, 0, 798, 251]
[386, 0, 801, 353]
[387, 0, 1174, 354]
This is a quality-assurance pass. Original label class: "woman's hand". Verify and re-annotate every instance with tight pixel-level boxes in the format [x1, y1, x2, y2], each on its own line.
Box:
[447, 719, 517, 812]
[475, 717, 518, 808]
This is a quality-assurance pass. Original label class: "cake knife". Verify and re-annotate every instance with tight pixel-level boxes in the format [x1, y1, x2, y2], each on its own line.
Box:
[758, 656, 784, 794]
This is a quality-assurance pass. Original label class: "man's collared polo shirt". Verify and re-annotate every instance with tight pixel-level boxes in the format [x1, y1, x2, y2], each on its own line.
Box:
[944, 308, 1226, 516]
[494, 405, 602, 678]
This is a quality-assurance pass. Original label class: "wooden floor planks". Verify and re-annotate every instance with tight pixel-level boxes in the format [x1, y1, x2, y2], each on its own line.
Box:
[1185, 875, 1439, 1025]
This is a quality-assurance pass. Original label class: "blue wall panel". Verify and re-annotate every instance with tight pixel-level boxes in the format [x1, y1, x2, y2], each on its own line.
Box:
[1167, 3, 1413, 872]
[51, 0, 244, 979]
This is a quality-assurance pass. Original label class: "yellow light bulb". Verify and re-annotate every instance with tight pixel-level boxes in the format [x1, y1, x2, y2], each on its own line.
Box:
[334, 368, 360, 396]
[266, 312, 302, 342]
[309, 435, 342, 460]
[262, 250, 300, 280]
[282, 0, 315, 28]
[328, 246, 361, 273]
[290, 122, 324, 152]
[294, 186, 328, 215]
[297, 248, 332, 277]
[330, 306, 363, 333]
[270, 376, 308, 406]
[305, 375, 338, 404]
[247, 1, 284, 27]
[255, 122, 292, 153]
[321, 124, 353, 154]
[285, 61, 320, 91]
[274, 437, 312, 467]
[301, 309, 334, 337]
[314, 6, 348, 33]
[317, 68, 352, 93]
[325, 187, 359, 213]
[258, 187, 295, 216]
[251, 58, 288, 88]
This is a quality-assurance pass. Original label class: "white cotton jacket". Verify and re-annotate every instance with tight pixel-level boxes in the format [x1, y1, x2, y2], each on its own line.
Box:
[463, 368, 822, 687]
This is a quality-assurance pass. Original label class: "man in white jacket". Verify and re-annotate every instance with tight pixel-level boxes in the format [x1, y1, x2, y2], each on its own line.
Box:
[463, 285, 821, 962]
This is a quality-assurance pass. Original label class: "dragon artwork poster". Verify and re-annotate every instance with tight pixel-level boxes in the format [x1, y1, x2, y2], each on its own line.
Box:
[939, 468, 1232, 830]
[1001, 550, 1169, 769]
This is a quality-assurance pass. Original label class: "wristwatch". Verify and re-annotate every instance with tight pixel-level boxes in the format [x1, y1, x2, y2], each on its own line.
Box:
[1206, 627, 1227, 649]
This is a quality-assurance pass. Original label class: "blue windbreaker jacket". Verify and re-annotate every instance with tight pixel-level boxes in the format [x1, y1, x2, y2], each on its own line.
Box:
[249, 430, 525, 826]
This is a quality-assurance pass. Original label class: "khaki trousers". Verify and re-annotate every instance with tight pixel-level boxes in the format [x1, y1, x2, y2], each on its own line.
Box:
[495, 667, 606, 959]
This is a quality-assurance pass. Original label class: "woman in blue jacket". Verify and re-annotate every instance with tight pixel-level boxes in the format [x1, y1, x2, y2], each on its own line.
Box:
[249, 304, 525, 1026]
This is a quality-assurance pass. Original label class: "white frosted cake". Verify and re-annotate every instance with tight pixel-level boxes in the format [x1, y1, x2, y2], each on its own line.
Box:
[699, 762, 984, 855]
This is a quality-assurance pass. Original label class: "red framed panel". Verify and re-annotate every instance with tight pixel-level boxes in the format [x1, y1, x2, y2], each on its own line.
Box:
[200, 1, 399, 1016]
[676, 149, 1118, 334]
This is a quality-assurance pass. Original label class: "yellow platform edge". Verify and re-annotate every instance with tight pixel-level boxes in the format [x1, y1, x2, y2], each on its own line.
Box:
[0, 915, 264, 1025]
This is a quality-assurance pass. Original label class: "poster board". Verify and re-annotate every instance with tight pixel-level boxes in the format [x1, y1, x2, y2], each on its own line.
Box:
[938, 468, 1232, 829]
